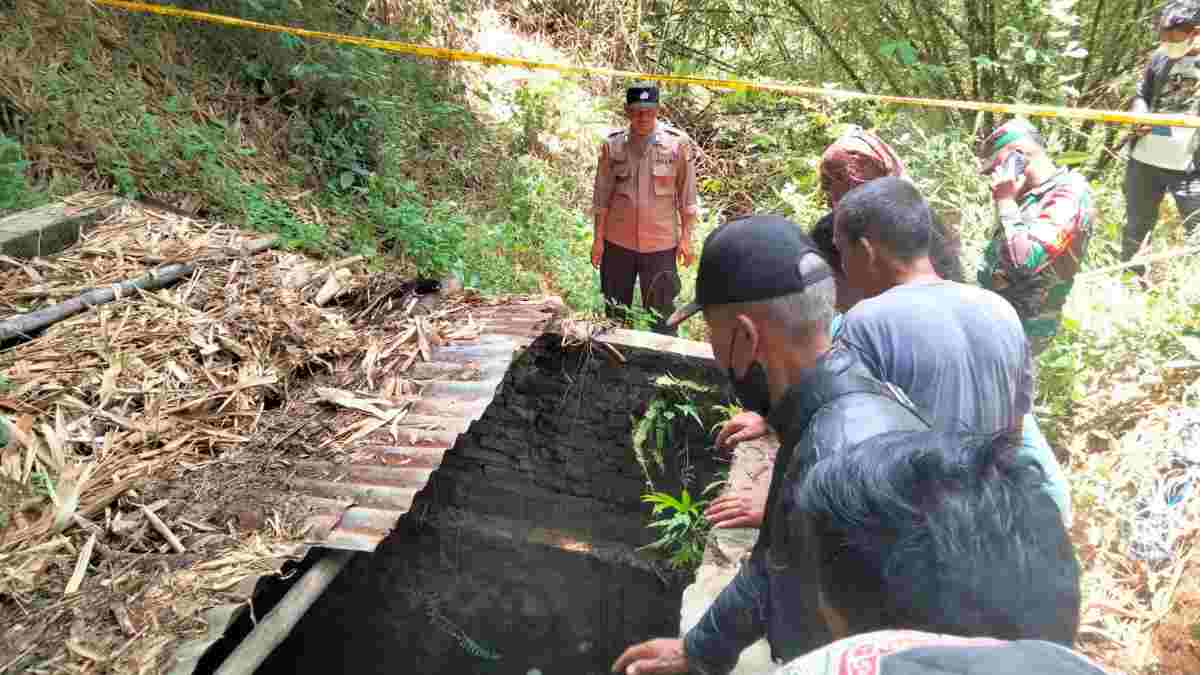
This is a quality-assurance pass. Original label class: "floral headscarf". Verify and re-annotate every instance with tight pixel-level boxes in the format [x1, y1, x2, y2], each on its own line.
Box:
[819, 126, 909, 206]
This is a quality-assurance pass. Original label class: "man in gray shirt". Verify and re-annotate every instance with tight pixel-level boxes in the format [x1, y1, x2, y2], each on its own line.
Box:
[839, 279, 1033, 435]
[833, 177, 1069, 520]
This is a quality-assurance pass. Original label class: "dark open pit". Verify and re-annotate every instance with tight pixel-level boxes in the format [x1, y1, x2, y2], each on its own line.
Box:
[257, 334, 728, 675]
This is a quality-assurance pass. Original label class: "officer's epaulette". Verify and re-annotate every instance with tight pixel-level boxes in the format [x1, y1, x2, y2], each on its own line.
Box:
[607, 129, 625, 138]
[660, 126, 684, 137]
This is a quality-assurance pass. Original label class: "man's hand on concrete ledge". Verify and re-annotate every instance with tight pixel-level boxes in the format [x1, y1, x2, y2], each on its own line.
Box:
[715, 411, 769, 450]
[705, 489, 766, 530]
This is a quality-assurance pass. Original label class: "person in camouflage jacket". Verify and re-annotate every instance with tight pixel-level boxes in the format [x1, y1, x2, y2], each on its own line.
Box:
[976, 119, 1094, 355]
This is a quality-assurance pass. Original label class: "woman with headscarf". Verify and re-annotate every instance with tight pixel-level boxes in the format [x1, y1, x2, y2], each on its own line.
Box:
[810, 126, 964, 313]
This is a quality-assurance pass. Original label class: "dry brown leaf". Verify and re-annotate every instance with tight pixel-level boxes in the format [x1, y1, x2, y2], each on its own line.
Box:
[315, 387, 391, 419]
[343, 407, 408, 446]
[63, 531, 98, 596]
[51, 461, 96, 533]
[415, 318, 432, 363]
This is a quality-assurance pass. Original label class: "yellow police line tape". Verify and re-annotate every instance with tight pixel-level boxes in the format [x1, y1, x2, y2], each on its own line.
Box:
[94, 0, 1200, 129]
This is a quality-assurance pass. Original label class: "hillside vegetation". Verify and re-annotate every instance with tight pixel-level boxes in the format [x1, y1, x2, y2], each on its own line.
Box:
[2, 0, 1200, 673]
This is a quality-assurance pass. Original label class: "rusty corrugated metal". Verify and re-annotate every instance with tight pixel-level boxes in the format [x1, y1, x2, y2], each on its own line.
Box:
[296, 298, 561, 552]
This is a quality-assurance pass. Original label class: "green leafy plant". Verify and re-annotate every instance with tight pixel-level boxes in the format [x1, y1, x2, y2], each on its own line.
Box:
[610, 300, 663, 332]
[240, 186, 328, 254]
[701, 468, 730, 500]
[0, 134, 41, 215]
[708, 402, 745, 435]
[631, 375, 710, 487]
[30, 467, 55, 501]
[372, 177, 467, 278]
[639, 489, 710, 571]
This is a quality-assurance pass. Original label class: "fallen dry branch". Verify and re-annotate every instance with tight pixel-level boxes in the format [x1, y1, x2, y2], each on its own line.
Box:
[1077, 244, 1200, 281]
[314, 267, 353, 306]
[140, 505, 185, 554]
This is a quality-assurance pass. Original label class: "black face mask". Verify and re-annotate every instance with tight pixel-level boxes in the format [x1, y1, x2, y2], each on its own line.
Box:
[727, 330, 772, 416]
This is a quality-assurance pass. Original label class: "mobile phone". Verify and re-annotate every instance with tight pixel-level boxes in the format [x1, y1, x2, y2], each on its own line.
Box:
[1002, 151, 1027, 178]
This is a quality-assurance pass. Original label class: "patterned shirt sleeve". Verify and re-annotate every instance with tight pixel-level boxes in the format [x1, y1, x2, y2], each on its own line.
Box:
[592, 141, 613, 215]
[998, 175, 1088, 273]
[1015, 336, 1035, 419]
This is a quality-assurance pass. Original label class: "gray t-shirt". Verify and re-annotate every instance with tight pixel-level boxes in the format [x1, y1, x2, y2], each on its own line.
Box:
[838, 280, 1033, 435]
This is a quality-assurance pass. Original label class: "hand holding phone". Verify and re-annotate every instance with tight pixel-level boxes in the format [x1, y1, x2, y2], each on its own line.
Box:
[991, 151, 1027, 202]
[1001, 151, 1027, 180]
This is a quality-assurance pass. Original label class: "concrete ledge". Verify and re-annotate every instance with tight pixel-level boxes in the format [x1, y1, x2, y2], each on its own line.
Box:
[679, 436, 777, 673]
[598, 328, 715, 362]
[0, 198, 122, 258]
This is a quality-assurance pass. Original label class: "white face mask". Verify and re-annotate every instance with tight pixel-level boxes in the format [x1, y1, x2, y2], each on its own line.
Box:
[1165, 40, 1191, 59]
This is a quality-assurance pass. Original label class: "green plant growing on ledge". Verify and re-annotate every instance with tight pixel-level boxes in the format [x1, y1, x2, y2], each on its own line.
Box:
[631, 374, 710, 487]
[708, 402, 744, 433]
[639, 489, 710, 571]
[610, 300, 663, 333]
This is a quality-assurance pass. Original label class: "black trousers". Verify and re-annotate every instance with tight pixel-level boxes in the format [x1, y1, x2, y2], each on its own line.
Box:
[600, 242, 680, 336]
[1124, 157, 1200, 272]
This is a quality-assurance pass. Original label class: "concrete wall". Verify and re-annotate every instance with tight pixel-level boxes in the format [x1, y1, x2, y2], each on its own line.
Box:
[259, 334, 730, 675]
[0, 199, 121, 258]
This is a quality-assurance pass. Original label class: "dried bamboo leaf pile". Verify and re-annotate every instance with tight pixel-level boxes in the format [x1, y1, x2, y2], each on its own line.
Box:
[0, 202, 365, 545]
[0, 197, 543, 674]
[1063, 353, 1200, 673]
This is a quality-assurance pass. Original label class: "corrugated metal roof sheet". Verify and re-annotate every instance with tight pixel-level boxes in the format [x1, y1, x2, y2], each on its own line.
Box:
[294, 298, 563, 552]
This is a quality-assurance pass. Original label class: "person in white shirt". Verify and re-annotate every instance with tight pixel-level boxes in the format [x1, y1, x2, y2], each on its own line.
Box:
[1124, 1, 1200, 276]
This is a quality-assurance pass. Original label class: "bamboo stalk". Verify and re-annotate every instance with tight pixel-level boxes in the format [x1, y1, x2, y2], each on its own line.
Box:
[213, 550, 353, 675]
[0, 237, 278, 342]
[0, 264, 194, 342]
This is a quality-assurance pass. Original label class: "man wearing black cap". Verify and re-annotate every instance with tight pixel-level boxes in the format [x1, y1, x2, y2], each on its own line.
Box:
[591, 82, 699, 335]
[612, 215, 930, 675]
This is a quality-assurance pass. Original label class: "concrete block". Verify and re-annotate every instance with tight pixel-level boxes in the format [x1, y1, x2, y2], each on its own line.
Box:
[0, 199, 122, 258]
[601, 328, 715, 362]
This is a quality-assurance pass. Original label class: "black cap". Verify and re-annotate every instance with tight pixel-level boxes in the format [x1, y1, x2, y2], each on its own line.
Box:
[626, 83, 660, 108]
[1161, 1, 1200, 29]
[667, 214, 833, 327]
